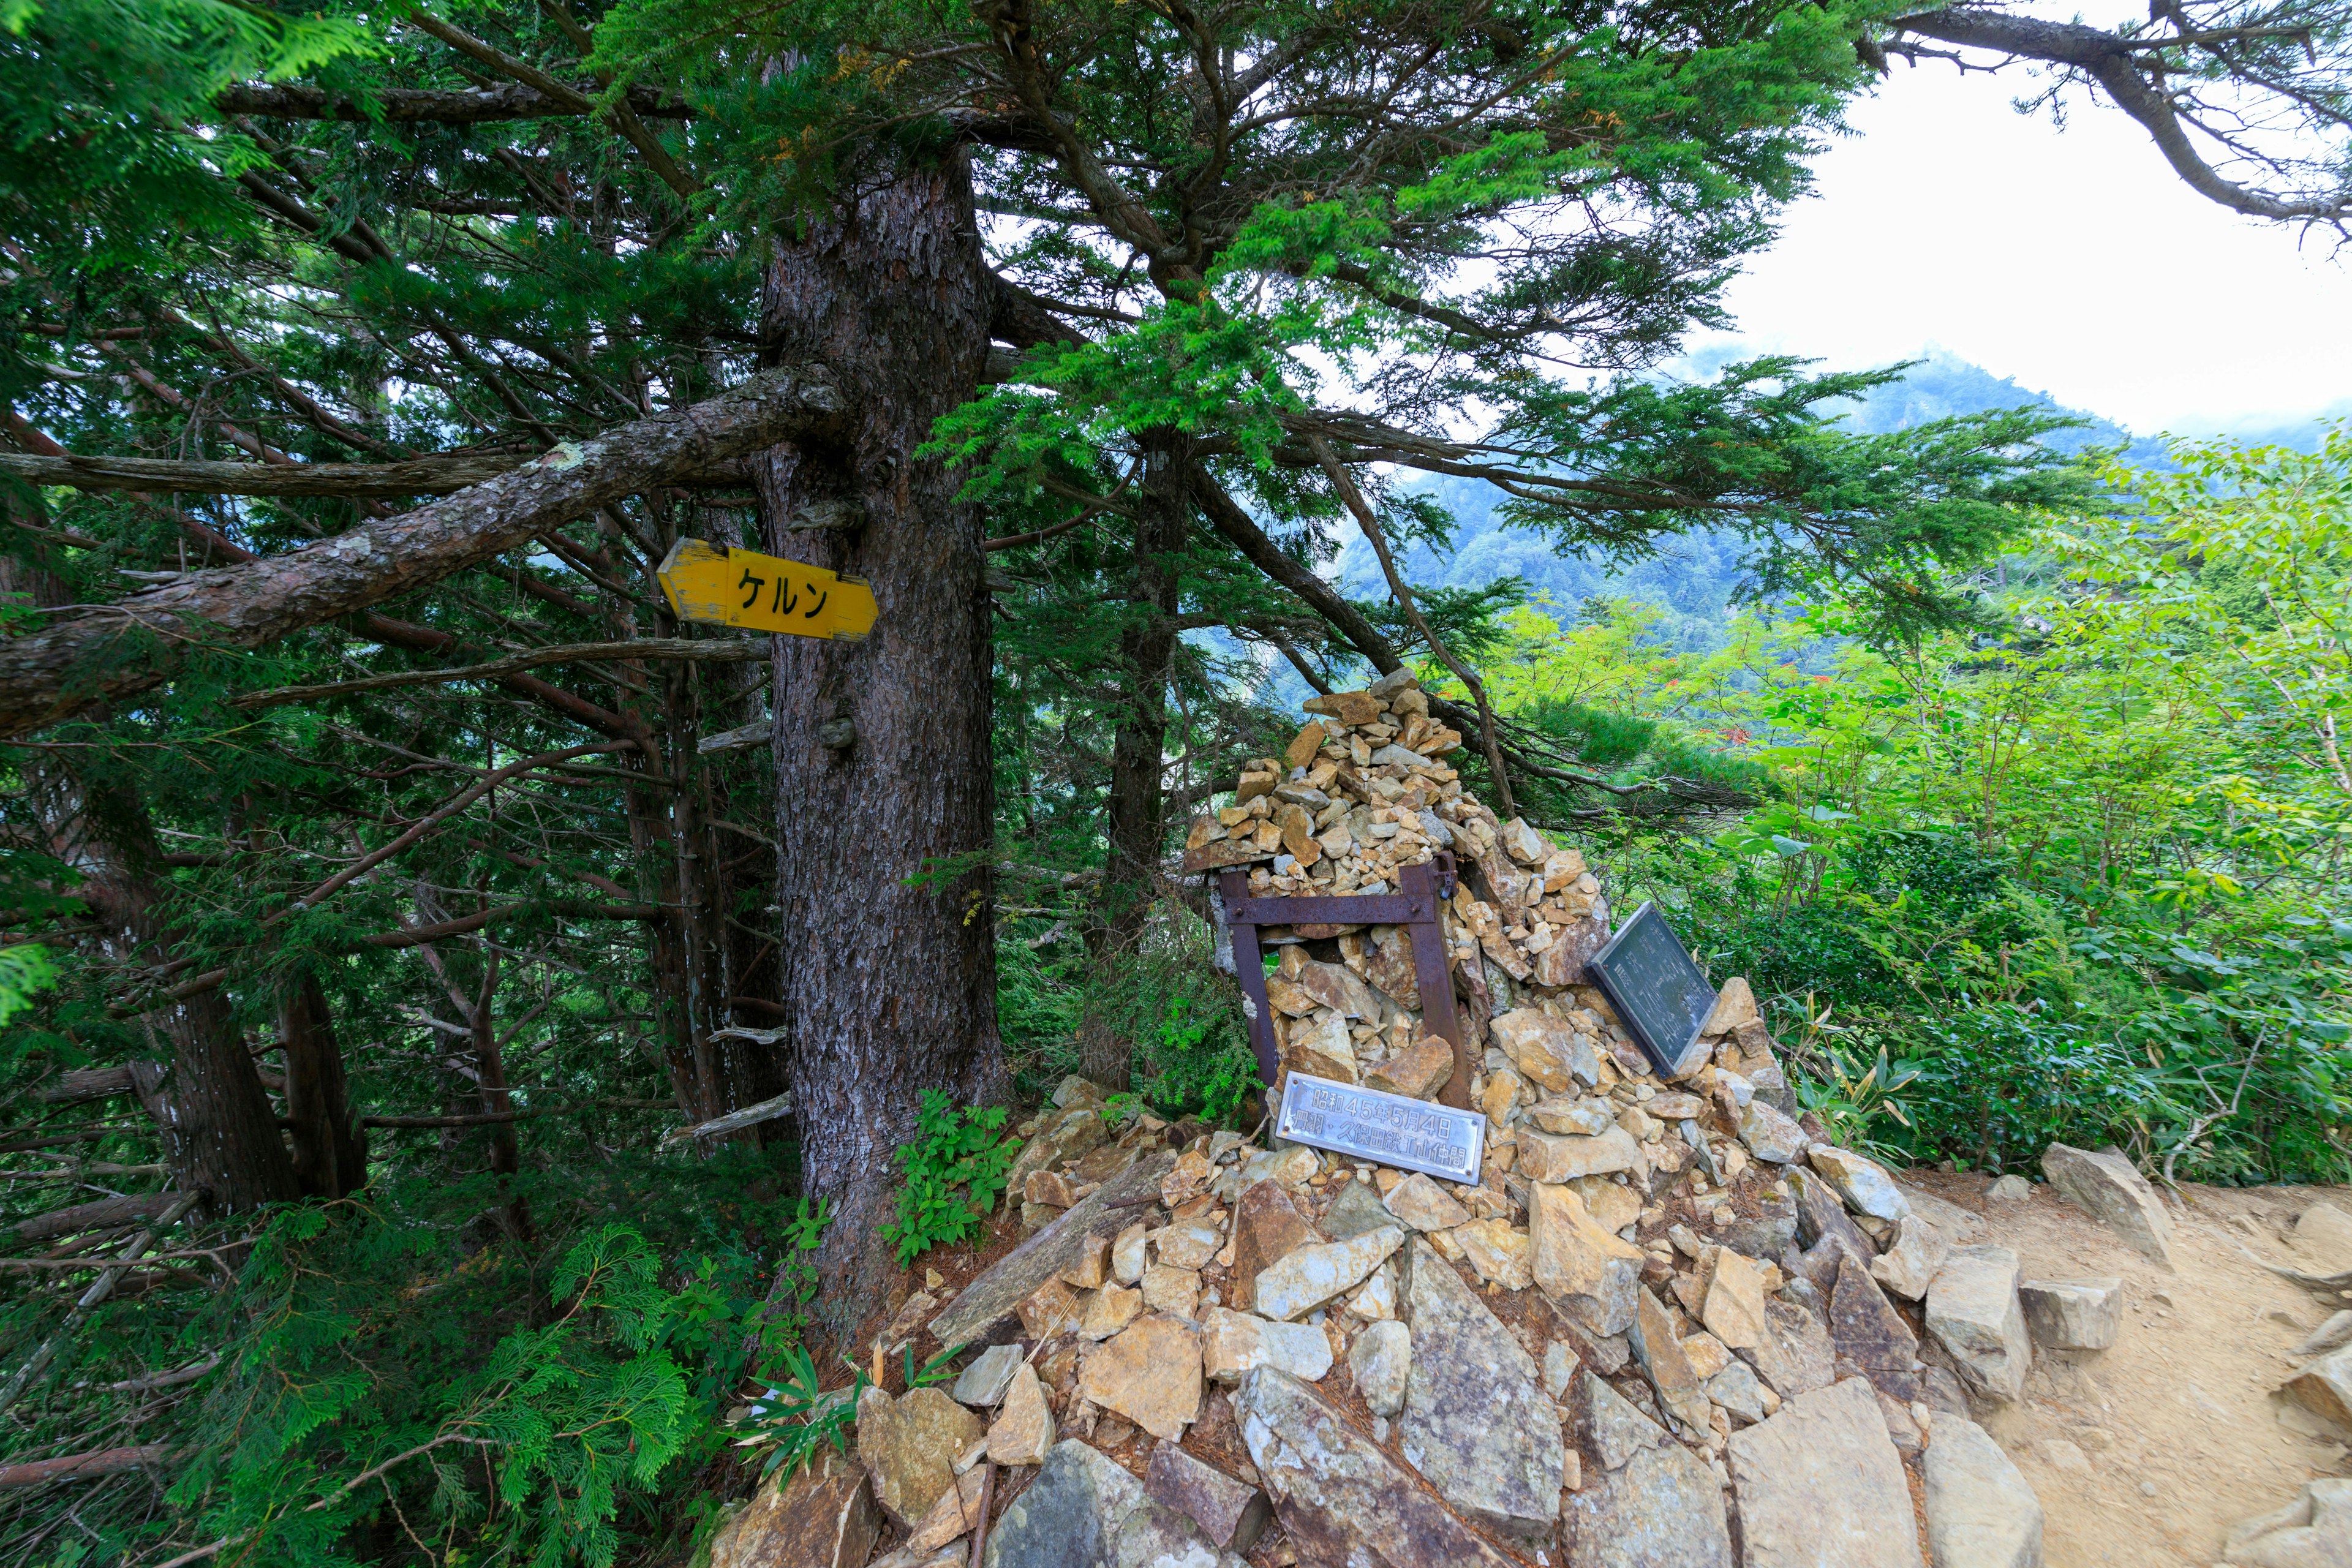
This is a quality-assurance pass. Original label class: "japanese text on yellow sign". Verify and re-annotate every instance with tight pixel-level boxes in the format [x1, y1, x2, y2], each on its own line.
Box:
[655, 537, 877, 641]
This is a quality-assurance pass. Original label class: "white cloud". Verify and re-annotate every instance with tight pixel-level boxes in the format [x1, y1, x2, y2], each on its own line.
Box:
[1698, 59, 2352, 437]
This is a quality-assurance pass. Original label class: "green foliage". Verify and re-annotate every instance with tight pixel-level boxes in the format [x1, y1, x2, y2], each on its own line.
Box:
[731, 1343, 865, 1485]
[0, 942, 56, 1027]
[880, 1093, 1016, 1267]
[1546, 432, 2352, 1182]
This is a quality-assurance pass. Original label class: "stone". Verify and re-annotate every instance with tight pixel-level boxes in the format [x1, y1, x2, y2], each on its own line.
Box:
[1737, 1100, 1809, 1164]
[1232, 1367, 1518, 1568]
[1927, 1246, 2032, 1404]
[1681, 1331, 1732, 1379]
[1020, 1278, 1088, 1340]
[1790, 1167, 1875, 1258]
[856, 1386, 986, 1528]
[706, 1449, 879, 1568]
[1080, 1315, 1204, 1441]
[1830, 1252, 1923, 1402]
[1627, 1284, 1713, 1434]
[1365, 1034, 1455, 1100]
[1282, 1009, 1358, 1083]
[1344, 1317, 1411, 1416]
[2282, 1343, 2352, 1433]
[1499, 817, 1549, 864]
[1006, 1102, 1113, 1213]
[1869, 1214, 1953, 1302]
[1382, 1173, 1471, 1232]
[1807, 1146, 1912, 1223]
[1155, 1219, 1223, 1271]
[1529, 1096, 1618, 1136]
[932, 1152, 1177, 1348]
[1028, 1169, 1084, 1208]
[1305, 688, 1382, 726]
[1200, 1306, 1333, 1385]
[1455, 1218, 1534, 1290]
[1082, 1283, 1145, 1340]
[1491, 1007, 1602, 1093]
[2294, 1202, 2352, 1268]
[2294, 1310, 2352, 1359]
[1706, 1358, 1768, 1425]
[1530, 1181, 1643, 1336]
[1141, 1264, 1201, 1319]
[1568, 1174, 1643, 1232]
[2040, 1144, 2174, 1265]
[1064, 1233, 1112, 1290]
[1113, 1223, 1150, 1286]
[1145, 1442, 1272, 1555]
[1344, 1258, 1397, 1321]
[1398, 1245, 1567, 1542]
[1701, 1248, 1770, 1351]
[2018, 1277, 2122, 1351]
[988, 1362, 1057, 1465]
[1517, 1125, 1640, 1183]
[1566, 1373, 1734, 1568]
[1238, 1143, 1321, 1189]
[1985, 1173, 2033, 1203]
[952, 1343, 1025, 1407]
[1317, 1177, 1393, 1242]
[1924, 1416, 2044, 1568]
[1702, 976, 1760, 1035]
[1896, 1184, 1986, 1242]
[2223, 1479, 2352, 1568]
[885, 1463, 989, 1564]
[1728, 1378, 1924, 1568]
[978, 1439, 1147, 1568]
[1229, 1182, 1324, 1311]
[1253, 1225, 1404, 1322]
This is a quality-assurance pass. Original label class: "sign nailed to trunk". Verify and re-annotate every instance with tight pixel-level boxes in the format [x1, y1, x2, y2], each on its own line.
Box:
[656, 537, 877, 641]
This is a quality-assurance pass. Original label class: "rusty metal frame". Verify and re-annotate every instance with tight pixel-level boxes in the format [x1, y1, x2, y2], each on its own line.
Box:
[1216, 851, 1468, 1111]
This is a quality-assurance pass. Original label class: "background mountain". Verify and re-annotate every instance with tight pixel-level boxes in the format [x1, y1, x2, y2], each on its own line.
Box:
[1329, 349, 2188, 648]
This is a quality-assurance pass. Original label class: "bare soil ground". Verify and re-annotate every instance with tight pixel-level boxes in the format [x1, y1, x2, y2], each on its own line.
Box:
[1902, 1169, 2352, 1568]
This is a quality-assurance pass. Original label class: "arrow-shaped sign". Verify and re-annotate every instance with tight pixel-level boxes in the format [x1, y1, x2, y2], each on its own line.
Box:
[655, 538, 877, 641]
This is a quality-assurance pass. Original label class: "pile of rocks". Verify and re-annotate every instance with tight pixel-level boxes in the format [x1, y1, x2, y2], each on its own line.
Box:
[707, 679, 2105, 1568]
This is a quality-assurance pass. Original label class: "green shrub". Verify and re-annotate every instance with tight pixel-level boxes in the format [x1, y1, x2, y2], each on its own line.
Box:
[880, 1091, 1016, 1265]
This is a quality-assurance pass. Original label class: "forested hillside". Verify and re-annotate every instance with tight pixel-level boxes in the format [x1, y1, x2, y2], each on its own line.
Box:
[0, 1, 2346, 1566]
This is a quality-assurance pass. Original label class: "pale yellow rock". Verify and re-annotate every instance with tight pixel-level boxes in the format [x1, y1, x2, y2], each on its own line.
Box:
[1153, 1220, 1223, 1271]
[1061, 1233, 1110, 1291]
[1517, 1125, 1641, 1183]
[1382, 1172, 1471, 1232]
[1111, 1222, 1149, 1286]
[1479, 1067, 1523, 1122]
[1079, 1314, 1204, 1442]
[986, 1363, 1055, 1466]
[1345, 1262, 1397, 1321]
[1141, 1264, 1201, 1319]
[1254, 1225, 1406, 1321]
[1455, 1218, 1534, 1291]
[1700, 1250, 1769, 1351]
[1529, 1181, 1642, 1336]
[1080, 1283, 1144, 1341]
[1566, 1175, 1642, 1235]
[1680, 1332, 1732, 1380]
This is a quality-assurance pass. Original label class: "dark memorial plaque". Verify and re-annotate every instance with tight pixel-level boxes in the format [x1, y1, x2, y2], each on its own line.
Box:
[1275, 1072, 1485, 1185]
[1588, 900, 1717, 1079]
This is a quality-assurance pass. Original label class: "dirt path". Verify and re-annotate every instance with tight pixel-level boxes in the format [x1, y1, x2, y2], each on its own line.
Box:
[1901, 1170, 2351, 1567]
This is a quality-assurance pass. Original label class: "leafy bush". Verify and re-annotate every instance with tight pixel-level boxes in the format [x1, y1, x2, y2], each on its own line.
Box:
[880, 1092, 1016, 1265]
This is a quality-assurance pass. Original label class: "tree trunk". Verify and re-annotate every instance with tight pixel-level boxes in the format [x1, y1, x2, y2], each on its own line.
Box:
[1081, 434, 1192, 1092]
[0, 543, 298, 1214]
[755, 149, 1005, 1340]
[281, 973, 368, 1199]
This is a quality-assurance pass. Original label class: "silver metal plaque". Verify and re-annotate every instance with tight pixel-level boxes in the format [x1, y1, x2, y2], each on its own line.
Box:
[1275, 1072, 1486, 1186]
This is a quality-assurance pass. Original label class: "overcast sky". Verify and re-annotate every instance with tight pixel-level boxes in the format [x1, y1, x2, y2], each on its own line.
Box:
[1694, 58, 2352, 439]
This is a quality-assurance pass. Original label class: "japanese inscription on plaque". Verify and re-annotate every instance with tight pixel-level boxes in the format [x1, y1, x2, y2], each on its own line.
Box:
[656, 537, 878, 641]
[1274, 1072, 1485, 1186]
[1587, 900, 1717, 1079]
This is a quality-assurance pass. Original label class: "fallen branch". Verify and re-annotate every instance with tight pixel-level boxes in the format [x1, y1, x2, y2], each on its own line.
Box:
[0, 1189, 203, 1415]
[0, 1443, 175, 1492]
[34, 1066, 134, 1104]
[658, 1090, 794, 1149]
[15, 1191, 191, 1243]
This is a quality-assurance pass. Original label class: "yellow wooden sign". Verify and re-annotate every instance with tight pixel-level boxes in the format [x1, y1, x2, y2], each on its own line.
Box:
[655, 538, 877, 641]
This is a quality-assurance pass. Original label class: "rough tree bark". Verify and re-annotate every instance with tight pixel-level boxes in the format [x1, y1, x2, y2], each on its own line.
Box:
[755, 149, 1006, 1338]
[1080, 433, 1193, 1091]
[281, 973, 368, 1199]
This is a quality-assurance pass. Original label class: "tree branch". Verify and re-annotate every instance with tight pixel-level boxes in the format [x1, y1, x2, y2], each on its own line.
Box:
[232, 638, 764, 709]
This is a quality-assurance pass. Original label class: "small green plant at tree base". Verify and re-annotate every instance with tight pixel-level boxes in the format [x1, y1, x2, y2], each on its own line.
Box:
[880, 1091, 1016, 1266]
[733, 1344, 865, 1483]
